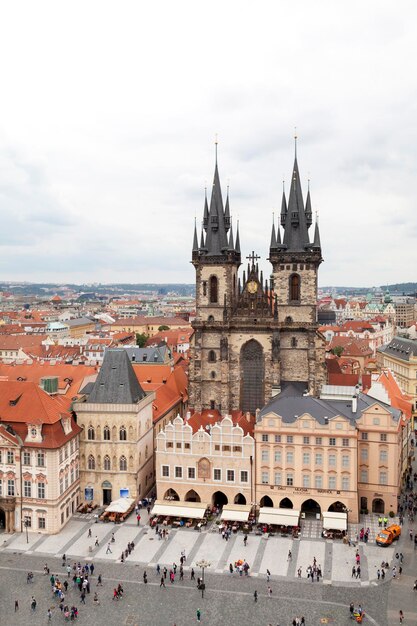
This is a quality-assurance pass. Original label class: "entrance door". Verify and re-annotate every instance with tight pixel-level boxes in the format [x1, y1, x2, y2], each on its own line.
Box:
[103, 489, 112, 505]
[0, 508, 5, 532]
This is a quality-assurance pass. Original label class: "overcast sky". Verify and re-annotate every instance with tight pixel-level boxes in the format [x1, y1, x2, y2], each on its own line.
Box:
[0, 1, 416, 288]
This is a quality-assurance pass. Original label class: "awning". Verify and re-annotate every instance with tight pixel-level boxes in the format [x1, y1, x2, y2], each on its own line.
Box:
[152, 500, 209, 519]
[258, 507, 300, 527]
[105, 497, 135, 514]
[322, 512, 347, 531]
[220, 504, 251, 522]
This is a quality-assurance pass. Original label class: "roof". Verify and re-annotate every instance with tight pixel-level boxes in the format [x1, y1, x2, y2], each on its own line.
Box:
[378, 337, 417, 362]
[66, 317, 95, 328]
[125, 345, 171, 364]
[87, 349, 146, 404]
[187, 409, 255, 436]
[327, 336, 373, 357]
[111, 316, 190, 327]
[0, 380, 71, 425]
[0, 335, 48, 350]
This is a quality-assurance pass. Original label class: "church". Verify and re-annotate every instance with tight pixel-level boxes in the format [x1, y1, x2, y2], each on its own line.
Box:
[189, 144, 327, 415]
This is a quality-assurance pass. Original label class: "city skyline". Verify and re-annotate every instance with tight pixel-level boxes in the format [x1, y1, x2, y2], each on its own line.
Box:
[0, 1, 416, 287]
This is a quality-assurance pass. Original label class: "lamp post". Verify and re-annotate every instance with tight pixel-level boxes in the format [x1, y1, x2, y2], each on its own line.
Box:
[24, 516, 29, 544]
[343, 507, 352, 539]
[195, 559, 211, 599]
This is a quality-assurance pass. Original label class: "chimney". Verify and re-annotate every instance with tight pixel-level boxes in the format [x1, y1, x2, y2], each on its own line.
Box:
[186, 411, 191, 421]
[352, 395, 357, 413]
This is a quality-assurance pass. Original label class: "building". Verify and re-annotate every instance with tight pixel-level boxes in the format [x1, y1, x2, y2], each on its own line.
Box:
[189, 146, 326, 415]
[155, 413, 255, 506]
[0, 381, 81, 534]
[109, 316, 190, 337]
[74, 349, 155, 506]
[377, 337, 417, 427]
[395, 301, 416, 329]
[254, 383, 407, 522]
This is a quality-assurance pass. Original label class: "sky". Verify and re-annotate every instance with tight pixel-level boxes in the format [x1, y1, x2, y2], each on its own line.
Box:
[0, 0, 416, 288]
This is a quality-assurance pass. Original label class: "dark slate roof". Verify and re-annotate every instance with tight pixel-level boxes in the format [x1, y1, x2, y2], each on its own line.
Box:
[203, 162, 229, 256]
[282, 158, 311, 251]
[87, 349, 146, 404]
[124, 345, 171, 363]
[259, 382, 401, 424]
[317, 310, 336, 323]
[66, 316, 95, 327]
[378, 337, 417, 362]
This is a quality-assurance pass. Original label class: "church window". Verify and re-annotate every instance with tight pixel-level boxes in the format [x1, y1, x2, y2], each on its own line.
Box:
[291, 337, 298, 348]
[208, 350, 216, 363]
[292, 264, 297, 271]
[210, 400, 215, 410]
[104, 455, 111, 470]
[119, 456, 127, 471]
[285, 316, 293, 324]
[203, 281, 207, 296]
[119, 426, 127, 441]
[208, 315, 214, 322]
[210, 371, 216, 379]
[103, 426, 110, 441]
[87, 455, 95, 470]
[87, 426, 95, 440]
[289, 274, 300, 302]
[209, 276, 218, 303]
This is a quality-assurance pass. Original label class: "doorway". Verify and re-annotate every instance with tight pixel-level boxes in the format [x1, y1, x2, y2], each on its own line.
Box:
[103, 489, 112, 505]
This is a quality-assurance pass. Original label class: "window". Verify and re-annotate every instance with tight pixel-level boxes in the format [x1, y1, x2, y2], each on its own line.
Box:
[87, 426, 95, 440]
[274, 435, 281, 443]
[70, 468, 74, 483]
[24, 516, 32, 528]
[227, 469, 235, 482]
[222, 445, 230, 452]
[380, 433, 387, 442]
[274, 450, 282, 463]
[176, 443, 182, 449]
[240, 470, 248, 483]
[59, 477, 63, 494]
[88, 455, 95, 470]
[302, 452, 310, 465]
[104, 456, 111, 471]
[103, 426, 111, 441]
[360, 469, 368, 483]
[65, 474, 69, 490]
[290, 274, 300, 301]
[328, 476, 336, 489]
[23, 451, 31, 465]
[38, 483, 45, 499]
[342, 455, 349, 468]
[274, 472, 282, 486]
[120, 456, 127, 471]
[210, 400, 215, 410]
[210, 371, 216, 379]
[162, 465, 169, 477]
[233, 446, 242, 453]
[342, 438, 349, 447]
[209, 275, 218, 303]
[262, 434, 269, 442]
[315, 453, 322, 466]
[24, 480, 32, 497]
[361, 432, 368, 441]
[184, 443, 190, 450]
[328, 454, 336, 467]
[208, 350, 216, 363]
[303, 474, 310, 488]
[291, 337, 298, 348]
[7, 451, 14, 464]
[214, 444, 220, 451]
[286, 451, 294, 464]
[261, 450, 269, 462]
[37, 452, 45, 467]
[286, 473, 294, 486]
[287, 436, 293, 443]
[261, 471, 269, 484]
[342, 476, 350, 490]
[303, 436, 310, 444]
[315, 437, 322, 445]
[315, 475, 323, 488]
[361, 448, 368, 461]
[373, 418, 380, 425]
[188, 467, 196, 479]
[379, 471, 387, 485]
[380, 449, 388, 463]
[59, 449, 63, 464]
[329, 438, 336, 446]
[213, 469, 221, 481]
[38, 517, 46, 529]
[336, 422, 342, 430]
[119, 426, 127, 441]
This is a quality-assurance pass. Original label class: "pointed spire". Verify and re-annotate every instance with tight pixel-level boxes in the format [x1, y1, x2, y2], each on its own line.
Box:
[228, 219, 234, 250]
[224, 185, 231, 231]
[270, 214, 277, 250]
[305, 178, 313, 228]
[192, 218, 198, 252]
[235, 220, 241, 254]
[277, 225, 282, 245]
[203, 187, 209, 230]
[204, 147, 229, 256]
[312, 214, 321, 250]
[282, 144, 310, 251]
[200, 225, 205, 250]
[280, 183, 287, 226]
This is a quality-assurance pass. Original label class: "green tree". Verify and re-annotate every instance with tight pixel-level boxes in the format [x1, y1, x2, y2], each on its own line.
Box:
[331, 345, 344, 357]
[158, 325, 170, 331]
[135, 332, 148, 347]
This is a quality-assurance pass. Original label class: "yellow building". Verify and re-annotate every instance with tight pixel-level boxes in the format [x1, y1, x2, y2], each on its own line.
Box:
[378, 337, 417, 428]
[109, 316, 191, 338]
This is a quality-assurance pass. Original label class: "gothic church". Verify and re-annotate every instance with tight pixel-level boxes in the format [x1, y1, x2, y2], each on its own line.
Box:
[189, 144, 326, 415]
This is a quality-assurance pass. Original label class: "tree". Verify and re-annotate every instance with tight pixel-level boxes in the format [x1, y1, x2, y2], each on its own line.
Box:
[331, 345, 344, 357]
[135, 332, 148, 347]
[158, 325, 170, 331]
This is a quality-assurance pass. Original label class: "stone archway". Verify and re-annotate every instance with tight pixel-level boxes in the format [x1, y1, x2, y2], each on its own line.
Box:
[279, 497, 293, 509]
[260, 495, 273, 507]
[185, 489, 201, 503]
[240, 339, 264, 414]
[328, 501, 346, 513]
[234, 493, 247, 505]
[212, 491, 228, 507]
[0, 498, 16, 533]
[301, 498, 321, 517]
[164, 489, 180, 501]
[372, 498, 385, 514]
[0, 508, 5, 532]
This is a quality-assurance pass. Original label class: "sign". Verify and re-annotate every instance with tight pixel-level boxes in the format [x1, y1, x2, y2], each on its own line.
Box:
[85, 487, 94, 501]
[120, 488, 129, 498]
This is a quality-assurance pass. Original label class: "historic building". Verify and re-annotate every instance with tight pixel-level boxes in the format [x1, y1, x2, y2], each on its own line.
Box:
[189, 145, 326, 415]
[74, 349, 155, 506]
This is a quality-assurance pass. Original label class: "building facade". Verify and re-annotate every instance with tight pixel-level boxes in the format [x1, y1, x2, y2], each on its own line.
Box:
[189, 147, 326, 416]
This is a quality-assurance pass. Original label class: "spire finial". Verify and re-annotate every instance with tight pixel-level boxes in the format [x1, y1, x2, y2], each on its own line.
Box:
[308, 172, 310, 191]
[215, 133, 218, 164]
[272, 211, 275, 223]
[294, 126, 297, 158]
[282, 177, 285, 192]
[315, 209, 319, 223]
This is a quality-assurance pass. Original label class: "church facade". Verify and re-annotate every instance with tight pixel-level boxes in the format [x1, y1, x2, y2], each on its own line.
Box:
[189, 146, 326, 414]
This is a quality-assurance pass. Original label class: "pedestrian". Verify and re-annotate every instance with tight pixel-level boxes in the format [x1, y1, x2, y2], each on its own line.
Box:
[243, 535, 247, 546]
[297, 567, 302, 578]
[97, 574, 102, 586]
[399, 610, 404, 624]
[254, 590, 258, 602]
[191, 568, 195, 580]
[288, 550, 292, 561]
[47, 608, 52, 621]
[160, 576, 166, 588]
[377, 569, 380, 580]
[88, 528, 92, 538]
[381, 569, 385, 580]
[31, 596, 36, 611]
[393, 566, 397, 579]
[229, 563, 233, 574]
[80, 591, 86, 604]
[143, 571, 148, 584]
[197, 608, 201, 622]
[106, 543, 112, 554]
[267, 568, 271, 582]
[349, 602, 354, 618]
[399, 566, 403, 576]
[268, 586, 272, 597]
[94, 537, 99, 547]
[356, 565, 361, 579]
[90, 564, 94, 576]
[351, 566, 356, 578]
[137, 514, 141, 526]
[14, 600, 18, 612]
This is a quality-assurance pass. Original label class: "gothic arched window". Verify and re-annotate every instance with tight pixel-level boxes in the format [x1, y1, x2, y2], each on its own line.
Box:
[119, 426, 127, 441]
[104, 455, 111, 471]
[291, 337, 298, 348]
[208, 350, 216, 363]
[119, 456, 127, 471]
[289, 274, 300, 302]
[103, 426, 110, 441]
[87, 455, 95, 470]
[87, 425, 95, 440]
[209, 275, 218, 303]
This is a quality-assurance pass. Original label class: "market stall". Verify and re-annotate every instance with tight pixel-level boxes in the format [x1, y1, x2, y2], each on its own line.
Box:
[322, 511, 347, 538]
[151, 500, 210, 528]
[100, 497, 135, 523]
[258, 507, 300, 536]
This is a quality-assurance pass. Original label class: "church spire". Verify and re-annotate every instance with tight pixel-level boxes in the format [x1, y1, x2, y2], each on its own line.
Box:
[235, 220, 241, 254]
[305, 179, 313, 228]
[224, 185, 231, 232]
[192, 218, 198, 252]
[270, 215, 277, 250]
[312, 214, 321, 251]
[282, 143, 311, 251]
[228, 219, 234, 250]
[280, 182, 287, 227]
[203, 187, 209, 230]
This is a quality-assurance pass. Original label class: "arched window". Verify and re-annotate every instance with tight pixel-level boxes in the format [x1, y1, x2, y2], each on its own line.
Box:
[104, 455, 111, 471]
[289, 274, 300, 302]
[87, 426, 95, 441]
[211, 371, 216, 379]
[103, 426, 110, 441]
[291, 337, 298, 348]
[87, 455, 95, 470]
[119, 426, 127, 441]
[145, 445, 148, 459]
[208, 315, 214, 322]
[208, 350, 216, 363]
[209, 276, 218, 303]
[119, 456, 127, 471]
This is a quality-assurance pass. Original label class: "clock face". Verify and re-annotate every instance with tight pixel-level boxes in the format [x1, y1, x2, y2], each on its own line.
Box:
[247, 280, 258, 294]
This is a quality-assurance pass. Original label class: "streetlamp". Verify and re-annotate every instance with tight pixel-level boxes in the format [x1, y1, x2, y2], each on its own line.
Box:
[195, 559, 211, 599]
[24, 516, 29, 544]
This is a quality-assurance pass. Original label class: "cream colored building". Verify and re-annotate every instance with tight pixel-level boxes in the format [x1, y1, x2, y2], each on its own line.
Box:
[74, 349, 155, 506]
[378, 337, 417, 428]
[155, 414, 255, 506]
[255, 384, 406, 523]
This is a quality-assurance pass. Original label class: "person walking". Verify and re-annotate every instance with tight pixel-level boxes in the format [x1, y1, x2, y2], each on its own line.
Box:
[143, 571, 148, 584]
[47, 608, 52, 621]
[88, 528, 92, 538]
[160, 576, 166, 588]
[156, 564, 160, 575]
[94, 537, 99, 547]
[399, 609, 404, 624]
[14, 600, 19, 612]
[268, 586, 272, 597]
[356, 565, 361, 579]
[351, 566, 356, 578]
[267, 569, 271, 582]
[196, 608, 201, 622]
[106, 542, 112, 554]
[254, 590, 258, 602]
[97, 574, 102, 586]
[31, 596, 36, 611]
[90, 563, 95, 576]
[349, 602, 354, 619]
[191, 568, 195, 580]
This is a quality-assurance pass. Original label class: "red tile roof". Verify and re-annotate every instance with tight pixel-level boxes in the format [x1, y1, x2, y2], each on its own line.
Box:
[187, 409, 255, 436]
